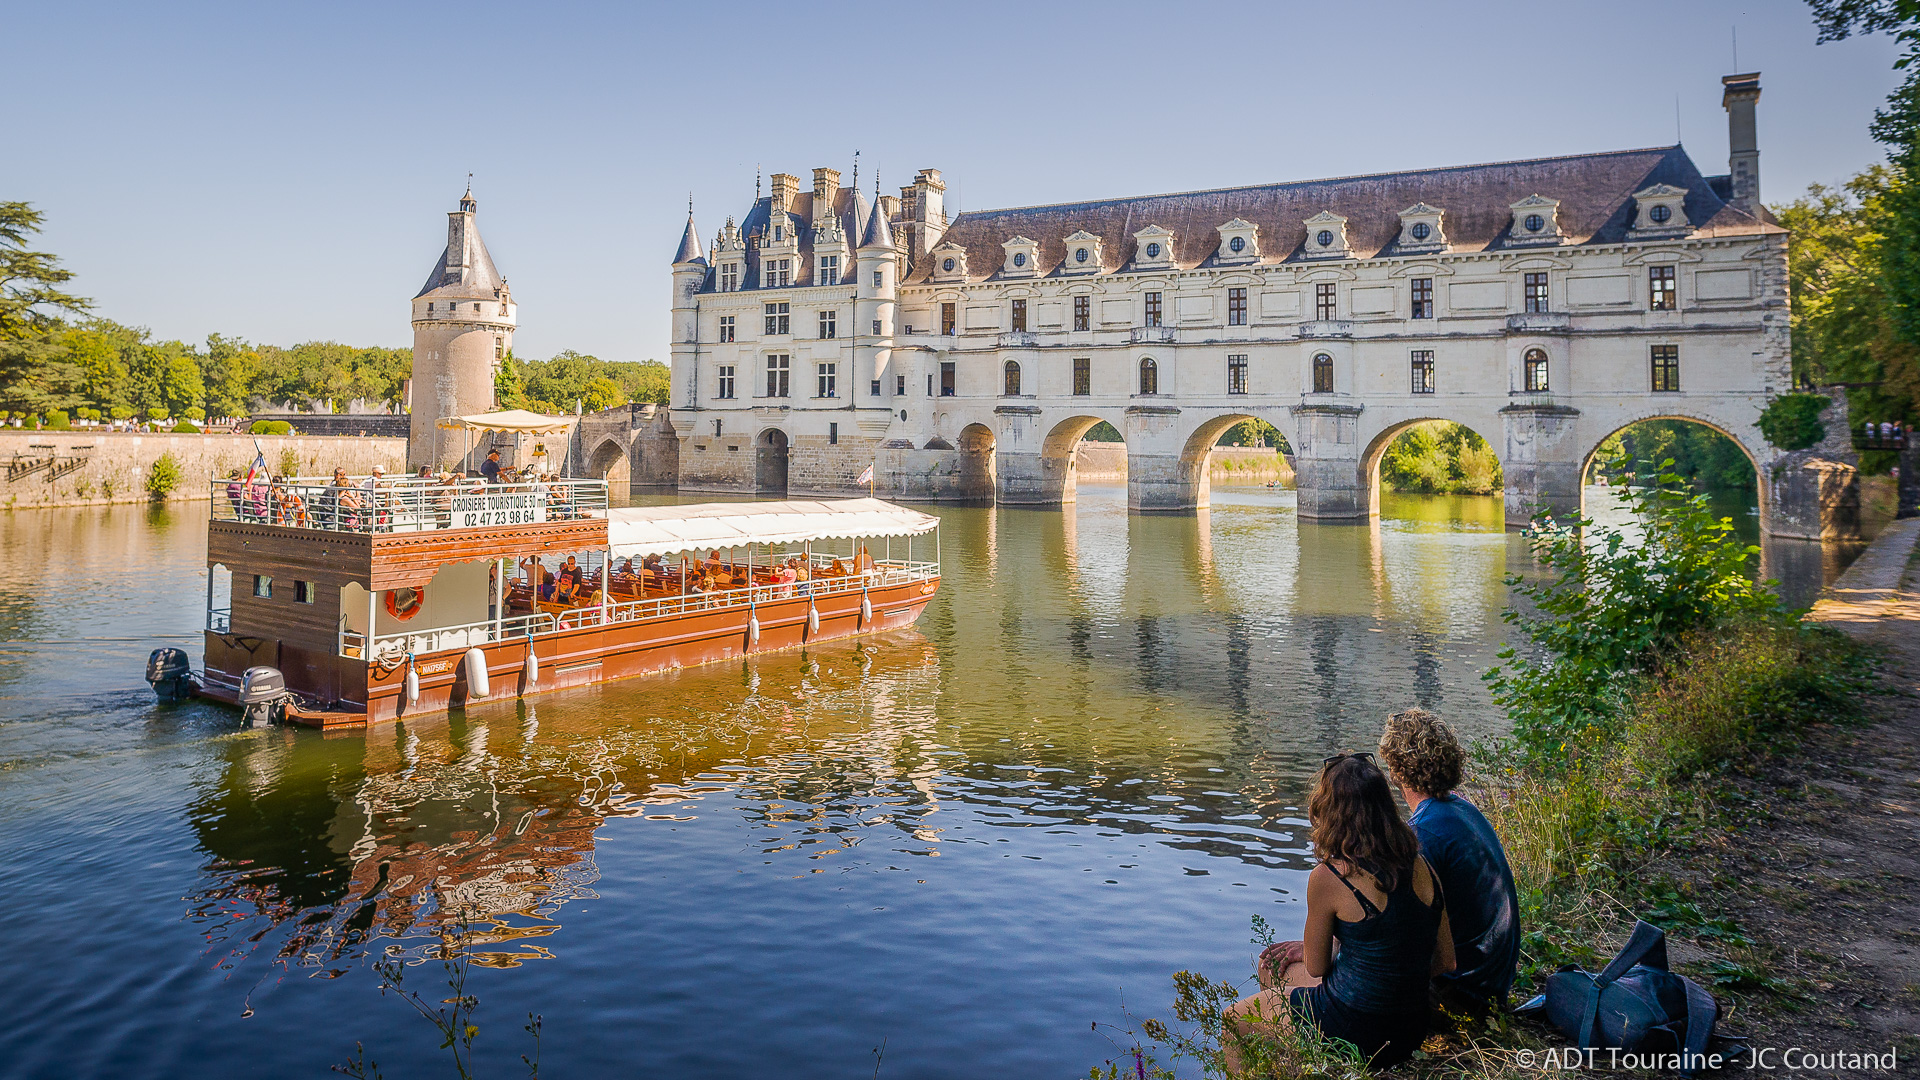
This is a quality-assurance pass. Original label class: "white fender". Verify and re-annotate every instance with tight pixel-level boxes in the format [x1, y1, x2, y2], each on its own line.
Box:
[748, 611, 761, 645]
[462, 647, 489, 699]
[807, 604, 820, 637]
[523, 642, 540, 690]
[404, 661, 420, 706]
[860, 593, 873, 625]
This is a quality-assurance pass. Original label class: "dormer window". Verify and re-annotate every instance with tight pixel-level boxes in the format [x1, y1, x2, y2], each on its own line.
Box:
[1014, 253, 1027, 267]
[1215, 219, 1259, 264]
[1060, 230, 1103, 275]
[1397, 203, 1446, 253]
[1302, 212, 1350, 260]
[1230, 236, 1246, 253]
[1134, 224, 1177, 270]
[773, 225, 783, 241]
[1628, 185, 1690, 239]
[943, 257, 956, 272]
[931, 242, 969, 282]
[1075, 248, 1089, 263]
[1001, 235, 1041, 277]
[1147, 243, 1162, 258]
[1507, 195, 1564, 248]
[1410, 224, 1429, 241]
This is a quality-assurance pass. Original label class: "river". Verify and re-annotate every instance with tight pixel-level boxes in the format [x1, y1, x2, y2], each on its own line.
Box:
[0, 484, 1851, 1078]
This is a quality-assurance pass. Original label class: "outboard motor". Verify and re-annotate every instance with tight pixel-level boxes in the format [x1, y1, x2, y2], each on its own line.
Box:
[238, 665, 292, 726]
[146, 648, 195, 702]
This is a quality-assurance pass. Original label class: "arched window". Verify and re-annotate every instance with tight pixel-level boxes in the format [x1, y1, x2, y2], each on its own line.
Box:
[1139, 357, 1159, 395]
[1312, 353, 1334, 393]
[1003, 360, 1022, 397]
[1524, 348, 1550, 393]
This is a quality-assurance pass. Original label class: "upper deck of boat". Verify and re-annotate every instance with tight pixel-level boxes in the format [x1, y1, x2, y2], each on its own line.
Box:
[208, 474, 612, 588]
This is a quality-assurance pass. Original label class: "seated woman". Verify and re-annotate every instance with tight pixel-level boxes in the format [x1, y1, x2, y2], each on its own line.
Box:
[1378, 709, 1520, 1012]
[853, 545, 875, 575]
[827, 558, 848, 577]
[1225, 753, 1452, 1072]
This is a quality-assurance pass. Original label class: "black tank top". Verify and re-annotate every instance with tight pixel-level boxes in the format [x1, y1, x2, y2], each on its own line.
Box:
[1320, 859, 1445, 1015]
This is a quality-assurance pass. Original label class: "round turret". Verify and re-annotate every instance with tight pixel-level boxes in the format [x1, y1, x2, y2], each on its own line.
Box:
[409, 192, 516, 470]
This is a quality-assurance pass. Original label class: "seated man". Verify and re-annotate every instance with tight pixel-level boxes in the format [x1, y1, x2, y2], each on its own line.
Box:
[552, 556, 582, 604]
[1377, 708, 1521, 1011]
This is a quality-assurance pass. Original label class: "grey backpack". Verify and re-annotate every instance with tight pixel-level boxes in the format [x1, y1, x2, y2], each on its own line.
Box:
[1516, 920, 1736, 1074]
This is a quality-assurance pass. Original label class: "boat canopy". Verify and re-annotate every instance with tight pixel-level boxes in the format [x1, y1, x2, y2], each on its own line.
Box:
[606, 498, 938, 559]
[436, 408, 577, 434]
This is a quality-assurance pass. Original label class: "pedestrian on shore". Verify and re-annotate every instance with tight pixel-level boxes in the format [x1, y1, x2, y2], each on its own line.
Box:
[1225, 753, 1453, 1071]
[1377, 708, 1520, 1014]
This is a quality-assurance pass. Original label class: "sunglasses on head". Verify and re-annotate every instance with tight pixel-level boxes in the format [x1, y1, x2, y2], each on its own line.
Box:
[1321, 751, 1377, 767]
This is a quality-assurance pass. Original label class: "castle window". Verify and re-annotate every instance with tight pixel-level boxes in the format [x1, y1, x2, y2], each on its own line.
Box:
[829, 422, 838, 445]
[1651, 345, 1680, 392]
[1230, 236, 1246, 253]
[1075, 247, 1089, 264]
[1410, 350, 1435, 394]
[941, 303, 956, 335]
[766, 353, 790, 398]
[1073, 357, 1091, 396]
[896, 374, 906, 396]
[1312, 352, 1334, 393]
[1143, 292, 1162, 328]
[1004, 360, 1022, 396]
[1524, 272, 1549, 313]
[253, 575, 272, 598]
[818, 255, 839, 284]
[871, 319, 881, 335]
[1649, 265, 1677, 311]
[1649, 204, 1672, 224]
[499, 303, 508, 315]
[1410, 222, 1431, 241]
[872, 270, 883, 289]
[495, 337, 504, 360]
[426, 302, 433, 311]
[715, 419, 723, 436]
[473, 303, 481, 312]
[719, 315, 735, 342]
[817, 362, 837, 399]
[766, 259, 791, 287]
[943, 257, 956, 272]
[1411, 277, 1433, 319]
[1524, 213, 1545, 233]
[773, 225, 783, 241]
[764, 302, 789, 335]
[1146, 242, 1161, 259]
[940, 362, 955, 396]
[1011, 298, 1028, 332]
[1228, 354, 1248, 395]
[1073, 296, 1090, 332]
[1227, 287, 1247, 326]
[1524, 348, 1549, 392]
[871, 379, 881, 396]
[1317, 230, 1335, 247]
[717, 364, 736, 399]
[1013, 252, 1027, 268]
[1315, 283, 1337, 321]
[1138, 357, 1158, 395]
[720, 263, 739, 292]
[819, 310, 836, 339]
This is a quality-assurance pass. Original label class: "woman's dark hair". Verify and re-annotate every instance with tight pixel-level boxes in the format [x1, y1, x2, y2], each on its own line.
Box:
[1309, 755, 1420, 892]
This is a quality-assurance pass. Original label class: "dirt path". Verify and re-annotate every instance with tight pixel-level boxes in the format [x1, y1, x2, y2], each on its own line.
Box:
[1702, 518, 1920, 1058]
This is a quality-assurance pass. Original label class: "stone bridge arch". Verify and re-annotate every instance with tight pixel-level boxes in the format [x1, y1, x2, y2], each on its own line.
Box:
[587, 436, 631, 486]
[1576, 410, 1774, 535]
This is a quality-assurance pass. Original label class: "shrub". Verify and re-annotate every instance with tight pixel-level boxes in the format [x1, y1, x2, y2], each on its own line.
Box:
[45, 410, 71, 430]
[109, 405, 133, 421]
[277, 448, 301, 477]
[1757, 392, 1829, 451]
[184, 406, 206, 421]
[146, 452, 184, 498]
[249, 419, 293, 435]
[76, 407, 100, 423]
[145, 407, 168, 422]
[171, 420, 200, 434]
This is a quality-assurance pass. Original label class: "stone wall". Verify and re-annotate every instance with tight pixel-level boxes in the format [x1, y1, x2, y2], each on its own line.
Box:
[249, 413, 410, 438]
[0, 431, 406, 510]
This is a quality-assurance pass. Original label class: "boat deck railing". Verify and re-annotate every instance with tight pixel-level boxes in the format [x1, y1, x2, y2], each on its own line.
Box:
[343, 558, 940, 659]
[212, 474, 608, 534]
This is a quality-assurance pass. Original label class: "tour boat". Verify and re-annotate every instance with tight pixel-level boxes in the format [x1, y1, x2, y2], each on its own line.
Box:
[154, 474, 942, 727]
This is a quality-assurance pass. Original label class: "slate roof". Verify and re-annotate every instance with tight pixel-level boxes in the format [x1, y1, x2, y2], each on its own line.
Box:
[860, 193, 896, 250]
[415, 206, 508, 300]
[907, 145, 1781, 284]
[697, 186, 883, 292]
[673, 216, 705, 264]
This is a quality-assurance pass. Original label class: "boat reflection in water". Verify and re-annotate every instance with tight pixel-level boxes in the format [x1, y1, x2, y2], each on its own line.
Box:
[187, 629, 944, 973]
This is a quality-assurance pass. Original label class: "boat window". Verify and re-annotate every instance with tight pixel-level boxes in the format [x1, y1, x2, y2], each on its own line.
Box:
[294, 581, 316, 604]
[253, 574, 272, 598]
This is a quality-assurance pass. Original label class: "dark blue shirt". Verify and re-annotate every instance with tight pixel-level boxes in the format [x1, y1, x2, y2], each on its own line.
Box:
[1410, 793, 1520, 1001]
[480, 458, 501, 484]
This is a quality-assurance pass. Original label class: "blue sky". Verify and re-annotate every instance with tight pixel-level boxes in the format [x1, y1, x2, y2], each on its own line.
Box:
[4, 0, 1906, 363]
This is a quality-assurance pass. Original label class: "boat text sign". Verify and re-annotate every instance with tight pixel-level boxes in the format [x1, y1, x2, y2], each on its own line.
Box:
[450, 491, 547, 529]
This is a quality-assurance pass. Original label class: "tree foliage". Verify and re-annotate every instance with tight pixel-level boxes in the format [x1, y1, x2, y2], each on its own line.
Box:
[1755, 392, 1831, 450]
[1588, 420, 1757, 490]
[509, 350, 670, 414]
[0, 202, 93, 416]
[1379, 421, 1501, 495]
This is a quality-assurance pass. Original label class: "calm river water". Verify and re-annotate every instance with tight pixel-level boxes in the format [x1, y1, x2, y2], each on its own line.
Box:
[0, 484, 1849, 1078]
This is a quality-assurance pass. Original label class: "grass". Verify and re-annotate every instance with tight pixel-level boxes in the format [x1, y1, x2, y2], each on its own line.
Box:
[1099, 617, 1874, 1078]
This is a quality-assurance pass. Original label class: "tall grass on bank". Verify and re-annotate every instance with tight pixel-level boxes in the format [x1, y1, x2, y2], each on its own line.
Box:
[1096, 467, 1871, 1078]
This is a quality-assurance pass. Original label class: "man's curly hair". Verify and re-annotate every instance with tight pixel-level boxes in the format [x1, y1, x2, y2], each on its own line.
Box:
[1377, 707, 1464, 796]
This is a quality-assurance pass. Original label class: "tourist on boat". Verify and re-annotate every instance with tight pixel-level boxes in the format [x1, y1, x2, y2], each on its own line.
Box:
[794, 558, 812, 596]
[827, 558, 848, 577]
[322, 469, 364, 530]
[705, 550, 723, 576]
[853, 545, 875, 575]
[1377, 708, 1519, 1013]
[552, 556, 582, 603]
[1224, 752, 1453, 1071]
[361, 466, 390, 528]
[224, 469, 246, 520]
[480, 449, 502, 484]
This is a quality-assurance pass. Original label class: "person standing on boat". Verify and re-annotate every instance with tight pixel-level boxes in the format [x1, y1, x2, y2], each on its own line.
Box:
[481, 449, 502, 484]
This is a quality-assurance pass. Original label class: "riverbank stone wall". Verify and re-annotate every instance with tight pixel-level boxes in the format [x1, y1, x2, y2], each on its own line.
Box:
[0, 431, 407, 510]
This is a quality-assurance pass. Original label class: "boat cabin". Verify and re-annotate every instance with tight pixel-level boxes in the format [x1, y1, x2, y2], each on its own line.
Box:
[200, 472, 941, 727]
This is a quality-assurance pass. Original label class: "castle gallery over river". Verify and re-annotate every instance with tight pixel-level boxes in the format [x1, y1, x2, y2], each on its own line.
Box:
[410, 72, 1854, 539]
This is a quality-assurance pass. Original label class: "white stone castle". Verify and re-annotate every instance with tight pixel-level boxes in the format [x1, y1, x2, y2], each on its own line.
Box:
[665, 72, 1816, 531]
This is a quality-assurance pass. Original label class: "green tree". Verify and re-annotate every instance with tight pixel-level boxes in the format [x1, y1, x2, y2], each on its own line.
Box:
[0, 202, 92, 415]
[202, 333, 261, 418]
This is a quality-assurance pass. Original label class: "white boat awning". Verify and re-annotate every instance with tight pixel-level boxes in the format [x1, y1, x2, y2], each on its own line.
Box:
[606, 498, 939, 559]
[436, 408, 577, 434]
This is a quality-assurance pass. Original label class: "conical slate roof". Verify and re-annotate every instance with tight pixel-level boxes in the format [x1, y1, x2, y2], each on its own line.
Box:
[673, 215, 705, 264]
[415, 195, 507, 299]
[859, 194, 895, 250]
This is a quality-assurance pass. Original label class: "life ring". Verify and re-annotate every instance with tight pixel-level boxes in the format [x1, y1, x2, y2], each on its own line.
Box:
[385, 585, 425, 621]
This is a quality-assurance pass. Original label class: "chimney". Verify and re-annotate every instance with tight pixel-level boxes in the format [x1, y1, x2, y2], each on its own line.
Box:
[769, 172, 800, 212]
[1722, 72, 1762, 209]
[812, 167, 841, 213]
